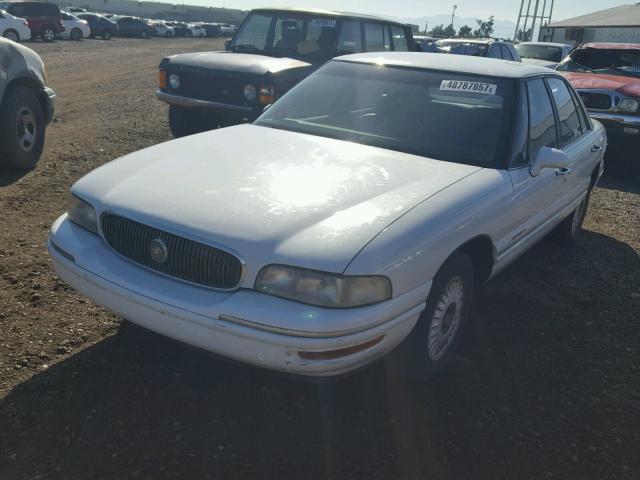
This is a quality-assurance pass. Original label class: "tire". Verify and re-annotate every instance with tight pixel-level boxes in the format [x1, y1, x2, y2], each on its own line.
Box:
[102, 29, 112, 40]
[70, 28, 82, 41]
[0, 86, 46, 170]
[403, 252, 475, 381]
[165, 31, 171, 38]
[169, 106, 199, 138]
[2, 29, 19, 42]
[42, 27, 55, 42]
[553, 191, 591, 245]
[139, 29, 148, 39]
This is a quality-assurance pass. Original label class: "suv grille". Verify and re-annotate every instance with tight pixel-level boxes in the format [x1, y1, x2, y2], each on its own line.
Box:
[170, 68, 245, 104]
[578, 91, 613, 110]
[101, 214, 242, 289]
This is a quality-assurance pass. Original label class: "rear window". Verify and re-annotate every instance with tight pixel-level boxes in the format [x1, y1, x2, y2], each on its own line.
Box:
[256, 61, 514, 168]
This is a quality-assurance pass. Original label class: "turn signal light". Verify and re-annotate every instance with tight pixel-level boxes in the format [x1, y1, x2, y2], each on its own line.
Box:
[259, 85, 275, 105]
[158, 70, 167, 89]
[297, 335, 385, 360]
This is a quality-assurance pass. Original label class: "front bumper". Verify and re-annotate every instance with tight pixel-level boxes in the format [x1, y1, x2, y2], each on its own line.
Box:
[43, 87, 55, 124]
[48, 215, 427, 377]
[589, 111, 640, 137]
[156, 90, 258, 118]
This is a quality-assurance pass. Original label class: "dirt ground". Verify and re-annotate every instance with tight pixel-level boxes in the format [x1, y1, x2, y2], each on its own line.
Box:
[0, 37, 639, 480]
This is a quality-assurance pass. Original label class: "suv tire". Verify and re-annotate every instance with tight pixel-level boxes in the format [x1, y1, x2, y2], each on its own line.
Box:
[42, 27, 56, 42]
[102, 30, 112, 40]
[0, 86, 46, 170]
[169, 106, 199, 138]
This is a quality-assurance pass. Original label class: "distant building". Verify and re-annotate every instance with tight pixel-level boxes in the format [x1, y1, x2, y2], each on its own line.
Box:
[539, 3, 640, 45]
[52, 0, 246, 23]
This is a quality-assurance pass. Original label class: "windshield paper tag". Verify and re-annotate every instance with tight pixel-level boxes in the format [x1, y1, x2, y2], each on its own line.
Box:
[311, 19, 336, 27]
[440, 80, 497, 95]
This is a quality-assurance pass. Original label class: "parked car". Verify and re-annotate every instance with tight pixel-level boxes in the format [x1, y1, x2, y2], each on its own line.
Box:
[557, 43, 640, 158]
[0, 37, 55, 169]
[157, 7, 418, 137]
[76, 13, 117, 40]
[218, 23, 236, 36]
[50, 53, 605, 379]
[153, 21, 174, 37]
[516, 41, 573, 69]
[59, 12, 89, 40]
[166, 21, 190, 37]
[116, 16, 155, 38]
[414, 34, 437, 52]
[199, 22, 221, 37]
[187, 23, 205, 37]
[435, 38, 521, 61]
[0, 8, 30, 42]
[0, 1, 64, 42]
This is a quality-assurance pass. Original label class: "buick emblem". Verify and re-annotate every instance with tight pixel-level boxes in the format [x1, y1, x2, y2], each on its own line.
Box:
[149, 238, 168, 264]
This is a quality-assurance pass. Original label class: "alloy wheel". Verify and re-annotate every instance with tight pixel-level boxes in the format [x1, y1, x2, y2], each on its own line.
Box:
[16, 106, 37, 153]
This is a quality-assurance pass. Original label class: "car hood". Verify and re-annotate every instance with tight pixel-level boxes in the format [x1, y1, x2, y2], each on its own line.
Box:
[562, 71, 640, 97]
[164, 51, 311, 75]
[72, 125, 481, 278]
[521, 57, 558, 69]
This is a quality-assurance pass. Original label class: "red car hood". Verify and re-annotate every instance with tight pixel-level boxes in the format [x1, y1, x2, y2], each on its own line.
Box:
[562, 72, 640, 97]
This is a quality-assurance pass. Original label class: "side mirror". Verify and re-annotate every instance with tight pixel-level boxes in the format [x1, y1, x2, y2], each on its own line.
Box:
[529, 147, 570, 176]
[224, 39, 231, 51]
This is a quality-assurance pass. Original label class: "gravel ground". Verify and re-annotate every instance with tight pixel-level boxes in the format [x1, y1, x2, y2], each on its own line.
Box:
[0, 38, 639, 480]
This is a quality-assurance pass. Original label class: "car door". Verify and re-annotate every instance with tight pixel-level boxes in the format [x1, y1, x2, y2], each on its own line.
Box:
[118, 18, 132, 35]
[546, 77, 604, 202]
[487, 44, 502, 59]
[504, 78, 567, 254]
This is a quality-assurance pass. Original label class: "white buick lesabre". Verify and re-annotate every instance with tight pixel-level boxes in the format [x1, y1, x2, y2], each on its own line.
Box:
[49, 53, 606, 378]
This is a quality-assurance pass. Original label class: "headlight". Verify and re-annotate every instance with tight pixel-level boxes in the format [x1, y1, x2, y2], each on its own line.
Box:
[618, 97, 639, 112]
[243, 84, 257, 101]
[67, 194, 98, 234]
[168, 73, 180, 89]
[255, 265, 391, 308]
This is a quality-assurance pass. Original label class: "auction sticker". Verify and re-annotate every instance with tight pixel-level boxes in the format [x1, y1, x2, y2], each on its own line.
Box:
[440, 80, 497, 95]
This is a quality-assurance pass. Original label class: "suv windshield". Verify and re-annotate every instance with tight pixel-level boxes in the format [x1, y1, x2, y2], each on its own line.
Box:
[256, 61, 513, 168]
[557, 48, 640, 78]
[435, 40, 489, 57]
[516, 44, 562, 62]
[230, 12, 339, 62]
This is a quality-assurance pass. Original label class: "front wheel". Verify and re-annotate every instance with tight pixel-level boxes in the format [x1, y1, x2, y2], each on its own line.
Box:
[70, 28, 82, 41]
[3, 29, 19, 42]
[404, 252, 475, 381]
[42, 27, 55, 42]
[102, 29, 112, 40]
[0, 86, 46, 170]
[169, 106, 198, 138]
[140, 29, 148, 39]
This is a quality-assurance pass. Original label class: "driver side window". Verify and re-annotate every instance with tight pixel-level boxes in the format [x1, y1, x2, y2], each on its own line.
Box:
[527, 79, 558, 162]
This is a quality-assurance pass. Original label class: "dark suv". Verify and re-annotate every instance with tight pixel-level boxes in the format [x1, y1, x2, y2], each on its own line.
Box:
[157, 7, 417, 137]
[0, 1, 63, 42]
[76, 12, 118, 40]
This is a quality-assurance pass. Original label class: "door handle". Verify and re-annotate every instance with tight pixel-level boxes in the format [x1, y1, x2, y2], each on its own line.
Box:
[555, 167, 572, 176]
[591, 145, 602, 152]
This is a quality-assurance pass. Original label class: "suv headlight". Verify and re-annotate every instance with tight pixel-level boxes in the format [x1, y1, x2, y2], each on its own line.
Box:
[618, 97, 639, 113]
[243, 84, 257, 101]
[68, 194, 98, 234]
[255, 265, 392, 308]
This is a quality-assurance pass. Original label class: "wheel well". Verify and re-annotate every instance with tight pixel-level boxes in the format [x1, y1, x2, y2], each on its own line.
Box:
[457, 236, 495, 284]
[2, 78, 48, 118]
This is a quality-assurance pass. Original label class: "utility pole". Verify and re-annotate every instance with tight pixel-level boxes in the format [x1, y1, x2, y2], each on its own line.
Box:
[451, 4, 457, 27]
[513, 0, 525, 41]
[529, 0, 541, 41]
[515, 0, 555, 42]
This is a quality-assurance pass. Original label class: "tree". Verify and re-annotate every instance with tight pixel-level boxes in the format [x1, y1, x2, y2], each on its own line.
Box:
[473, 16, 495, 38]
[429, 24, 446, 37]
[443, 24, 456, 37]
[458, 25, 472, 38]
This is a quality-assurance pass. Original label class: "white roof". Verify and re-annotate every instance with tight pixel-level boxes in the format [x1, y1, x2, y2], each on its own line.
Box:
[549, 4, 640, 28]
[334, 52, 556, 79]
[518, 41, 572, 48]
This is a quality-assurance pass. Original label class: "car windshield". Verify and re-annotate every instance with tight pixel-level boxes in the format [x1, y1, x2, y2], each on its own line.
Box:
[557, 48, 640, 78]
[435, 40, 489, 57]
[230, 12, 339, 62]
[255, 61, 513, 168]
[516, 44, 563, 62]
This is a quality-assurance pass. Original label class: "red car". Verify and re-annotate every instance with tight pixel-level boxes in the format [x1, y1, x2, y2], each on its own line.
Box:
[0, 1, 64, 42]
[557, 42, 640, 158]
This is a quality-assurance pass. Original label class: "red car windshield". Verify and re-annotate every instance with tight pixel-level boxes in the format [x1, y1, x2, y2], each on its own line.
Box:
[557, 48, 640, 78]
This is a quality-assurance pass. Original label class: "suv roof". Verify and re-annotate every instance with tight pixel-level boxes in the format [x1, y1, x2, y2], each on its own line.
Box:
[579, 42, 640, 50]
[251, 7, 409, 27]
[337, 52, 552, 78]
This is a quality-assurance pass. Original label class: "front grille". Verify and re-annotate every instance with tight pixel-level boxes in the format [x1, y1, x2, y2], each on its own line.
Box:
[578, 91, 613, 110]
[170, 69, 245, 104]
[101, 214, 242, 289]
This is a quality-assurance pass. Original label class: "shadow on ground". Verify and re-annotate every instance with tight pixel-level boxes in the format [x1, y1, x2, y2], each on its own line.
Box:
[1, 232, 639, 480]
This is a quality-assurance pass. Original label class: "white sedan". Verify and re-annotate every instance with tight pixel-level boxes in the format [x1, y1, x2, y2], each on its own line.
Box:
[153, 22, 174, 37]
[60, 12, 90, 40]
[188, 24, 205, 37]
[48, 53, 606, 379]
[0, 9, 31, 42]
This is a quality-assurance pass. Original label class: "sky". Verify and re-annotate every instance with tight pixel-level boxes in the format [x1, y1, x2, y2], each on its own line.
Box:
[173, 0, 628, 23]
